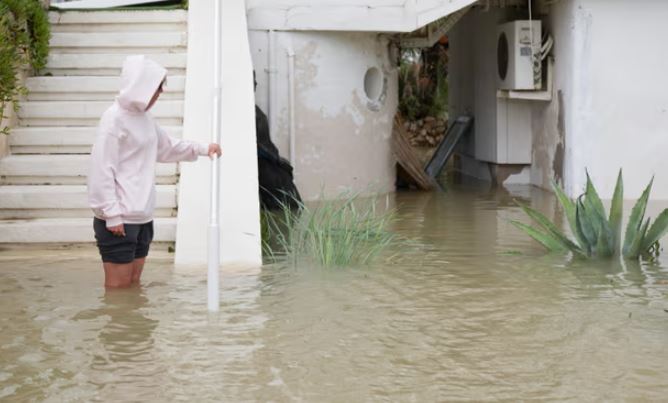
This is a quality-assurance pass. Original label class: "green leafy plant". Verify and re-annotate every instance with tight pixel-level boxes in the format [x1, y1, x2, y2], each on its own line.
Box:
[1, 0, 50, 135]
[398, 44, 448, 122]
[262, 192, 398, 268]
[512, 170, 668, 260]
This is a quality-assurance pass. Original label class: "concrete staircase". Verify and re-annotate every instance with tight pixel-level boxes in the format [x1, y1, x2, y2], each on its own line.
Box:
[0, 10, 188, 243]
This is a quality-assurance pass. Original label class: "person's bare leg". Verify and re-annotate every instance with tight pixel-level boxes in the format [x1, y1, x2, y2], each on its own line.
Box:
[131, 257, 146, 284]
[103, 262, 134, 288]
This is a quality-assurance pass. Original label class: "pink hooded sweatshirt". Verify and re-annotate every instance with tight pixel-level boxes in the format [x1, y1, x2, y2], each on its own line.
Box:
[88, 55, 208, 228]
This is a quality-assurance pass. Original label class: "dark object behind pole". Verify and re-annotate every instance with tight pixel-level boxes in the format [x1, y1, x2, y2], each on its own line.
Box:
[256, 105, 302, 210]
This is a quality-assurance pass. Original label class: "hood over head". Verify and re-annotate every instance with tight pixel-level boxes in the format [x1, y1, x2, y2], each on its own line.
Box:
[116, 55, 167, 113]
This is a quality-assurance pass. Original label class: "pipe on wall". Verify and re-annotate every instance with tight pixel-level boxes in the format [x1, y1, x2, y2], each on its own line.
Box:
[267, 30, 277, 141]
[287, 47, 296, 170]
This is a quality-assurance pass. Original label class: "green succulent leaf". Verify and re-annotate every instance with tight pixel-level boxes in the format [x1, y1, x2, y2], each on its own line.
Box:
[609, 170, 624, 255]
[584, 171, 607, 220]
[587, 197, 614, 257]
[576, 198, 597, 251]
[641, 209, 668, 253]
[511, 221, 566, 252]
[625, 218, 651, 259]
[516, 202, 584, 255]
[594, 213, 614, 258]
[551, 180, 587, 249]
[623, 177, 653, 256]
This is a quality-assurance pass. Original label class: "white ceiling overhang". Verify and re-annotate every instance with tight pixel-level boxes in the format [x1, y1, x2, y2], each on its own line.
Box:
[50, 0, 166, 10]
[246, 0, 479, 32]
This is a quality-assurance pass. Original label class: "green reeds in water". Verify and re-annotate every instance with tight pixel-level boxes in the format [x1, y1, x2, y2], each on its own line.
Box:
[262, 193, 398, 268]
[512, 170, 668, 260]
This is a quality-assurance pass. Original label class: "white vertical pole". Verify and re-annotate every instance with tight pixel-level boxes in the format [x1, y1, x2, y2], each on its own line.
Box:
[208, 0, 222, 312]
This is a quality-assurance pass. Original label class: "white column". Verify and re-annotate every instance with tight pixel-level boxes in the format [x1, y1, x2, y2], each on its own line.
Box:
[176, 0, 262, 268]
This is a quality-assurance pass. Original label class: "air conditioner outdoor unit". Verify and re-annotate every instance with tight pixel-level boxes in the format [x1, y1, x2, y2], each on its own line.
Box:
[497, 20, 542, 90]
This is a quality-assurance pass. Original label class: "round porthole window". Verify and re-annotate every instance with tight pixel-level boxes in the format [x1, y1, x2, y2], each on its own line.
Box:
[363, 67, 385, 111]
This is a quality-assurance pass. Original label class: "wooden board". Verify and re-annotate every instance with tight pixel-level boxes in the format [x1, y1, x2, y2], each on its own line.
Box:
[392, 115, 436, 191]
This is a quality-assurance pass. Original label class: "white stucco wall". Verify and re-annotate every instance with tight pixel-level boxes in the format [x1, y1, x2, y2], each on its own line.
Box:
[550, 0, 668, 199]
[529, 0, 576, 193]
[249, 30, 398, 200]
[530, 0, 668, 199]
[175, 0, 262, 267]
[450, 1, 668, 199]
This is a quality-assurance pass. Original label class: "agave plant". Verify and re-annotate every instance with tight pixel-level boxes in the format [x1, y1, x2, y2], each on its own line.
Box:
[512, 170, 668, 259]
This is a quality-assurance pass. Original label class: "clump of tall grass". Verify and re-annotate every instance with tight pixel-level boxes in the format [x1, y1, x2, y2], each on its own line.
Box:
[262, 192, 398, 268]
[512, 170, 668, 260]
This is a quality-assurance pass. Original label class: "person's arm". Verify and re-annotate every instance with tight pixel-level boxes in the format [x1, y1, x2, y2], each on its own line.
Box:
[156, 125, 217, 162]
[88, 129, 124, 231]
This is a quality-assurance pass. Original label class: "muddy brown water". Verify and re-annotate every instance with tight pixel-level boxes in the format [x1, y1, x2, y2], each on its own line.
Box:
[1, 182, 667, 401]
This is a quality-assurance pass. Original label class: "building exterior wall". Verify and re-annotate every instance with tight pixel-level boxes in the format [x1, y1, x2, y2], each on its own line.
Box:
[529, 0, 577, 194]
[548, 0, 668, 199]
[249, 30, 398, 200]
[450, 0, 668, 199]
[531, 0, 668, 199]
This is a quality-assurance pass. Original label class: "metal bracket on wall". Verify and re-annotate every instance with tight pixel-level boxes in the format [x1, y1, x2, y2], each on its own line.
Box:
[497, 57, 554, 102]
[399, 7, 471, 48]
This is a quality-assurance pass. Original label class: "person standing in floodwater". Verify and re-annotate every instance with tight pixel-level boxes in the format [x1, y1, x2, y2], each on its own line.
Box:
[87, 55, 221, 288]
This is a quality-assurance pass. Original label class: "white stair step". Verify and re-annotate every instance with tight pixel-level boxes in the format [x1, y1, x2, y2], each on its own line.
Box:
[0, 155, 177, 185]
[49, 10, 187, 24]
[0, 184, 176, 219]
[49, 32, 187, 52]
[44, 53, 187, 76]
[49, 10, 187, 32]
[9, 126, 182, 154]
[0, 209, 174, 220]
[25, 76, 185, 101]
[0, 217, 176, 243]
[18, 100, 183, 127]
[0, 184, 176, 209]
[18, 100, 184, 118]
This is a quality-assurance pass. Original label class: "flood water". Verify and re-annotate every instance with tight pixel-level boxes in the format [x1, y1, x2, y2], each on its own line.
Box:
[1, 182, 668, 402]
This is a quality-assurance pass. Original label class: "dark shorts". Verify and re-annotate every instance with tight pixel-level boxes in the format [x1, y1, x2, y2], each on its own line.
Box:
[93, 218, 154, 264]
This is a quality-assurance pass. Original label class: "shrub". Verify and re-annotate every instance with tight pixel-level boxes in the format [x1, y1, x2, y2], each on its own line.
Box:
[398, 45, 448, 122]
[0, 0, 50, 135]
[513, 170, 668, 260]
